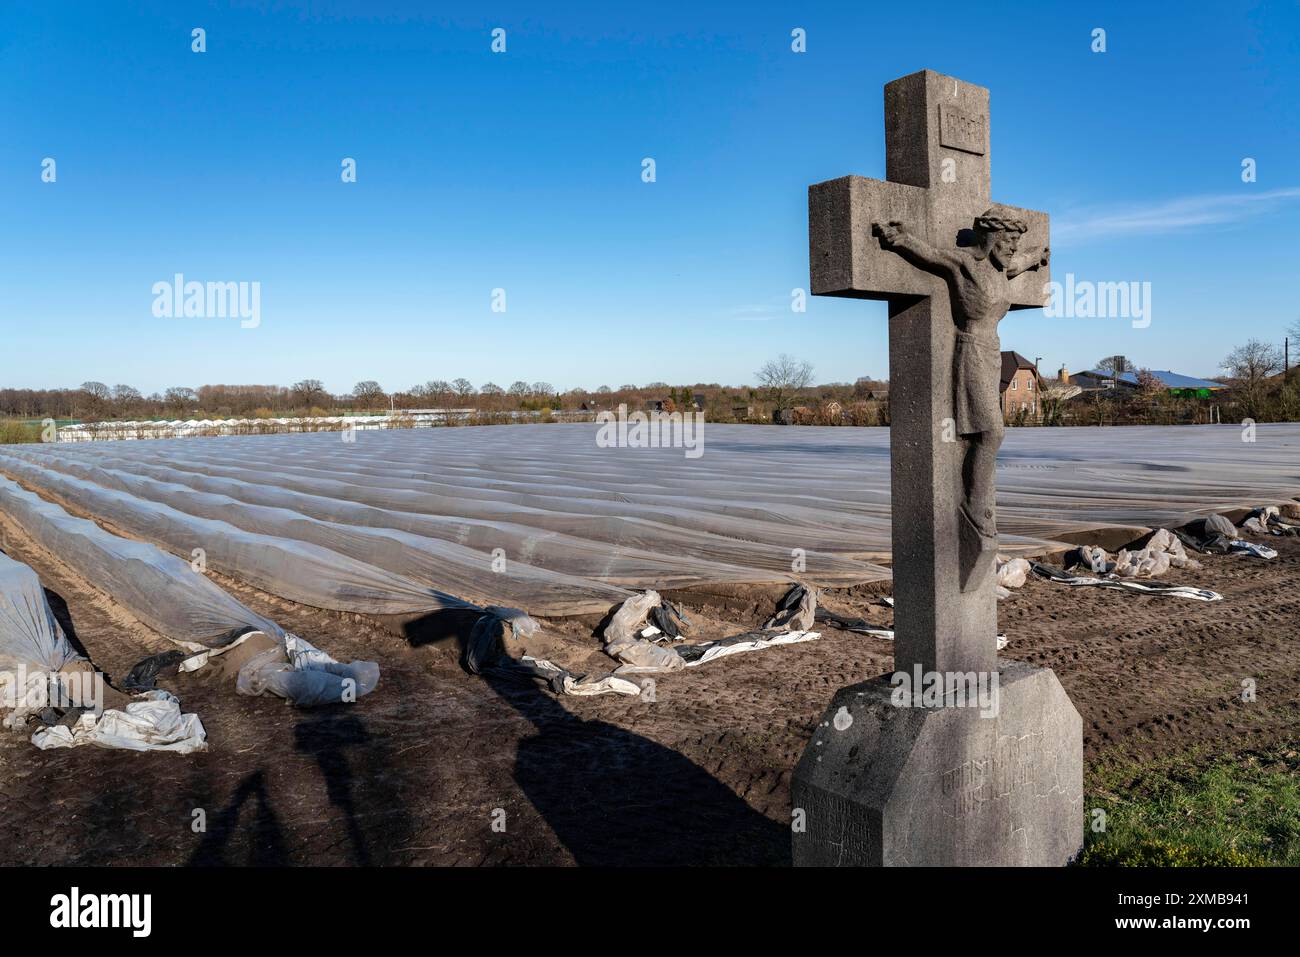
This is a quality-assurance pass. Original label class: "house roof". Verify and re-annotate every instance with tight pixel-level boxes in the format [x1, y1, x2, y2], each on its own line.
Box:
[1081, 369, 1225, 390]
[1000, 351, 1039, 389]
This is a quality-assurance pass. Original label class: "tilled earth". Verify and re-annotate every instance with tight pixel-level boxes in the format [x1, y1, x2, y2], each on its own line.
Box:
[1, 511, 1296, 866]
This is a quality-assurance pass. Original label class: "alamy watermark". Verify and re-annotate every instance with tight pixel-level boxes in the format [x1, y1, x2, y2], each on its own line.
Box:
[152, 273, 261, 328]
[50, 887, 151, 937]
[1, 665, 105, 715]
[890, 665, 1000, 718]
[595, 403, 704, 459]
[1043, 272, 1151, 329]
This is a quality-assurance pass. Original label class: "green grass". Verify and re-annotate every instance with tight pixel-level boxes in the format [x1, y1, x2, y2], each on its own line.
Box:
[0, 419, 41, 444]
[1080, 747, 1300, 866]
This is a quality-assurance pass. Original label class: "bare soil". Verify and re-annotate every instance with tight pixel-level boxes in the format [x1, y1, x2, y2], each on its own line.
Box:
[1, 510, 1297, 866]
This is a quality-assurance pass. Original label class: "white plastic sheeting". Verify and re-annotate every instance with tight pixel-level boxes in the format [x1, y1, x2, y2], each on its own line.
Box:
[0, 550, 82, 676]
[31, 691, 206, 753]
[3, 423, 1299, 617]
[0, 475, 281, 648]
[1030, 562, 1223, 601]
[679, 630, 821, 665]
[995, 556, 1031, 598]
[1243, 505, 1300, 536]
[516, 657, 642, 696]
[233, 634, 380, 706]
[0, 476, 379, 710]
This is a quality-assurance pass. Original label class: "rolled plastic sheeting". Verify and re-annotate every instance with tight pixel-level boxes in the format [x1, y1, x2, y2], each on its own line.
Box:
[0, 475, 280, 648]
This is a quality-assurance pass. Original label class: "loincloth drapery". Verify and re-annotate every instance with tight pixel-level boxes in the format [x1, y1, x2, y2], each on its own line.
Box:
[953, 329, 1002, 435]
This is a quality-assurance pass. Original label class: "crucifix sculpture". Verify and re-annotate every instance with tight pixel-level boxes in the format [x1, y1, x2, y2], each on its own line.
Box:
[808, 68, 1050, 677]
[793, 70, 1080, 867]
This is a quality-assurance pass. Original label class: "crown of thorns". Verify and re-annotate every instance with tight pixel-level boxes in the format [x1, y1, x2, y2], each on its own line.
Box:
[973, 209, 1028, 234]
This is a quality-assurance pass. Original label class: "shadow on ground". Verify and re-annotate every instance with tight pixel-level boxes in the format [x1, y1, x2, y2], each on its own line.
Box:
[480, 665, 789, 866]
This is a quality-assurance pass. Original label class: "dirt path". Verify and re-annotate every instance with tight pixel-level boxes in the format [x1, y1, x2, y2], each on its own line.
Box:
[2, 513, 1296, 866]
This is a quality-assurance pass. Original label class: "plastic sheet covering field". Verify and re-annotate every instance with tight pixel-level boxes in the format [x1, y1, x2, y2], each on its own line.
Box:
[0, 475, 380, 714]
[0, 475, 282, 648]
[2, 423, 1299, 618]
[0, 549, 82, 677]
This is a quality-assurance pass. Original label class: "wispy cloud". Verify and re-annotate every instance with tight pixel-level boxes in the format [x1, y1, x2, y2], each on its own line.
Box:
[726, 301, 784, 322]
[1054, 187, 1300, 245]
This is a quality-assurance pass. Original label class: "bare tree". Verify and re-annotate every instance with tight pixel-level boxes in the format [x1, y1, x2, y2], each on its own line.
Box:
[596, 385, 612, 394]
[1223, 339, 1282, 415]
[423, 380, 452, 405]
[80, 381, 110, 407]
[1095, 355, 1133, 378]
[508, 381, 530, 397]
[112, 385, 143, 415]
[452, 378, 476, 400]
[531, 381, 555, 397]
[480, 382, 504, 396]
[292, 379, 328, 408]
[164, 387, 198, 410]
[756, 354, 814, 411]
[352, 380, 386, 409]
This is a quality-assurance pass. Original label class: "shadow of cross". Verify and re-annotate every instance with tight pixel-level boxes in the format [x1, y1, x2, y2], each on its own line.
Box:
[808, 69, 1051, 678]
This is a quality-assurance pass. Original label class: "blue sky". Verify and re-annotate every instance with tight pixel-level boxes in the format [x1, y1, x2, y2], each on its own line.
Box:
[2, 1, 1298, 395]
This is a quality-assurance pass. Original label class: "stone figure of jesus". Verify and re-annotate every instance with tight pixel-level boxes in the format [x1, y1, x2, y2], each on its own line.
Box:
[871, 207, 1049, 554]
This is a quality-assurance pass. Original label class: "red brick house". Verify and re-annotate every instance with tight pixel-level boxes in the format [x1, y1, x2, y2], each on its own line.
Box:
[1000, 351, 1042, 419]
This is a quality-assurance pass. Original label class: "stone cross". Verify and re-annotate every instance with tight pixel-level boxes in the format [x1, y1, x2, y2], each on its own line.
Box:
[793, 70, 1080, 867]
[808, 69, 1050, 678]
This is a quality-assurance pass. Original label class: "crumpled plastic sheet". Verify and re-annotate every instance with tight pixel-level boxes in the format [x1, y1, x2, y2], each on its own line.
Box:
[1030, 561, 1222, 601]
[461, 609, 640, 698]
[234, 634, 380, 707]
[463, 607, 540, 674]
[994, 556, 1031, 598]
[0, 550, 207, 752]
[677, 630, 821, 665]
[603, 586, 831, 674]
[1205, 513, 1239, 540]
[515, 656, 642, 696]
[1172, 509, 1286, 561]
[602, 590, 686, 672]
[31, 691, 206, 753]
[1068, 529, 1203, 581]
[1242, 505, 1300, 537]
[1112, 528, 1203, 578]
[763, 584, 817, 631]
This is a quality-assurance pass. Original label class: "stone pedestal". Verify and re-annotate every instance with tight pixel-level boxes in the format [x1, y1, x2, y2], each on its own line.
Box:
[791, 661, 1083, 866]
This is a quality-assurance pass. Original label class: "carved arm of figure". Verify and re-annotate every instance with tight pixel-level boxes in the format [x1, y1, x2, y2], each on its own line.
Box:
[1005, 245, 1050, 280]
[871, 220, 965, 281]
